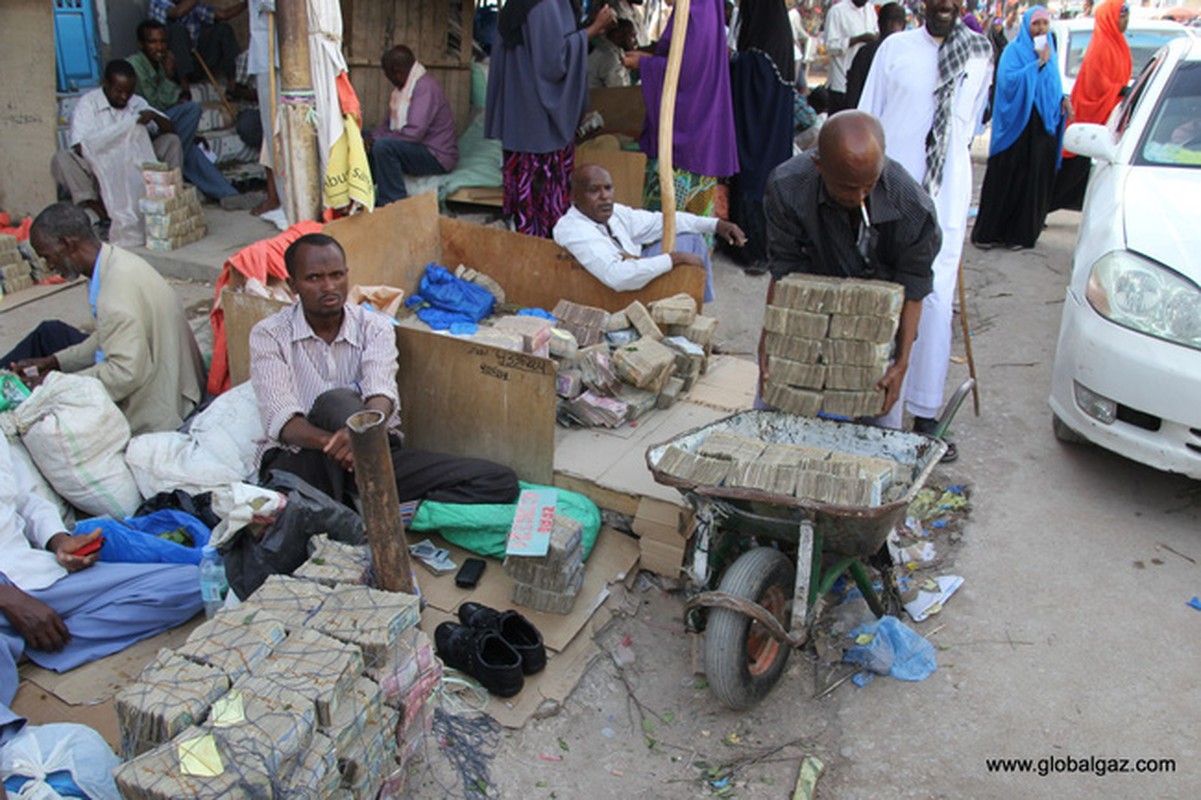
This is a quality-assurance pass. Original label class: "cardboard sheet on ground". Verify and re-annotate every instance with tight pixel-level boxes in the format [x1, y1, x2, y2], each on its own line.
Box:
[18, 615, 202, 705]
[13, 615, 204, 748]
[420, 605, 608, 729]
[416, 526, 639, 654]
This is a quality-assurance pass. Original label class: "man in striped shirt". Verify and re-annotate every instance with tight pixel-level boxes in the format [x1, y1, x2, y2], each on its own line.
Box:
[248, 233, 519, 507]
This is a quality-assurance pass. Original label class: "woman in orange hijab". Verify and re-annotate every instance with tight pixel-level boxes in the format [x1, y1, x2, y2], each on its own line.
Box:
[1049, 0, 1131, 210]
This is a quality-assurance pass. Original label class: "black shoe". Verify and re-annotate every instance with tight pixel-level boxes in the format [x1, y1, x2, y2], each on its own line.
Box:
[435, 621, 524, 697]
[458, 602, 547, 675]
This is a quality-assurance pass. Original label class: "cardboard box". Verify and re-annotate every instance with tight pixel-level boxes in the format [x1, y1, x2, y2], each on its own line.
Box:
[639, 537, 686, 577]
[632, 497, 691, 543]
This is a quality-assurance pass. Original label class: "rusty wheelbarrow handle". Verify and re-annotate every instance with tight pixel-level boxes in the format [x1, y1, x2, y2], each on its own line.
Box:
[686, 591, 810, 649]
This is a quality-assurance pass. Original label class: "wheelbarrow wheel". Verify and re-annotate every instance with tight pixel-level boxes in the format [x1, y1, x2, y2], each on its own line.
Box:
[704, 547, 796, 710]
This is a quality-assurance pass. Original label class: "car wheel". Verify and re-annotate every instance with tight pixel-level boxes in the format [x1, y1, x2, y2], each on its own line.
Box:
[1052, 414, 1088, 445]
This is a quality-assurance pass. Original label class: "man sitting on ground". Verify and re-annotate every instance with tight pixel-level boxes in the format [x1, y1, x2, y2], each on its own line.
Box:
[3, 203, 206, 436]
[0, 435, 203, 743]
[128, 19, 255, 209]
[51, 60, 182, 229]
[553, 164, 746, 301]
[249, 233, 520, 508]
[761, 111, 941, 424]
[365, 45, 459, 206]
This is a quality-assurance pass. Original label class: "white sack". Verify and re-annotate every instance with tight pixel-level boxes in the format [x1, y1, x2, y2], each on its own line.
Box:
[0, 723, 121, 800]
[14, 372, 141, 518]
[124, 381, 264, 497]
[81, 121, 156, 248]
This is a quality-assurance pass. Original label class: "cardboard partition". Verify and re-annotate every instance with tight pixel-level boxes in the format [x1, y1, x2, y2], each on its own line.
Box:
[395, 327, 556, 485]
[323, 193, 705, 311]
[588, 85, 647, 138]
[439, 216, 705, 313]
[574, 148, 648, 209]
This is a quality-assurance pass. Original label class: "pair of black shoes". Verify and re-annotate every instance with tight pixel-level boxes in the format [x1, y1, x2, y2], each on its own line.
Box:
[435, 603, 546, 697]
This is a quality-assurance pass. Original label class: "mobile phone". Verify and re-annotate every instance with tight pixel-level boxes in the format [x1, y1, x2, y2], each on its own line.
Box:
[455, 558, 486, 589]
[74, 536, 105, 557]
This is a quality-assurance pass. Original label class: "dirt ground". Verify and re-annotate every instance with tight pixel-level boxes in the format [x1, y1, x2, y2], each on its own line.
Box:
[400, 158, 1200, 799]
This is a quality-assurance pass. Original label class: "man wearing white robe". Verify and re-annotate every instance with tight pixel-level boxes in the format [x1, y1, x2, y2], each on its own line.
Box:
[857, 0, 992, 449]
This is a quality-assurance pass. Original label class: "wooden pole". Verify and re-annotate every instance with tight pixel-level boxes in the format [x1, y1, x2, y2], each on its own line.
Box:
[274, 0, 321, 222]
[346, 410, 416, 594]
[956, 260, 981, 416]
[657, 0, 692, 252]
[267, 11, 278, 173]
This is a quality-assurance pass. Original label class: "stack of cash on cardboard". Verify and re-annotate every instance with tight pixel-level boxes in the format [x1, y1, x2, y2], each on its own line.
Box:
[655, 430, 912, 507]
[504, 514, 586, 614]
[763, 274, 903, 418]
[141, 163, 206, 251]
[113, 569, 430, 800]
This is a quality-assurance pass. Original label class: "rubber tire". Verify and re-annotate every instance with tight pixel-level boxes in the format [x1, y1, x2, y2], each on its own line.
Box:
[1052, 414, 1088, 445]
[704, 547, 796, 710]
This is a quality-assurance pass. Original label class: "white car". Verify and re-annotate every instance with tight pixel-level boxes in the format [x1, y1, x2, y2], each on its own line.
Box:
[1050, 36, 1201, 479]
[1051, 17, 1192, 96]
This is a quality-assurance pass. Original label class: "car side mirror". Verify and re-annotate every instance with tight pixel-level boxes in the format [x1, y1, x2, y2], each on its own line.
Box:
[1063, 123, 1119, 163]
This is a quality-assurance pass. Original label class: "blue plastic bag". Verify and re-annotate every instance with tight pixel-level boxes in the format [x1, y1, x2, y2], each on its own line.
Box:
[75, 509, 211, 565]
[843, 615, 937, 681]
[406, 263, 495, 329]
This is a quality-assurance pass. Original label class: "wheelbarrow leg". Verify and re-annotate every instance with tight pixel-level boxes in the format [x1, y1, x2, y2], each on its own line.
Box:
[849, 560, 887, 618]
[791, 518, 815, 635]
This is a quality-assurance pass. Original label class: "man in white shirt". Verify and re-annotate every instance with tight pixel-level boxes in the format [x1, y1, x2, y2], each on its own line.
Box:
[51, 60, 183, 226]
[858, 0, 992, 456]
[788, 2, 812, 85]
[553, 164, 746, 301]
[0, 436, 203, 742]
[824, 0, 879, 110]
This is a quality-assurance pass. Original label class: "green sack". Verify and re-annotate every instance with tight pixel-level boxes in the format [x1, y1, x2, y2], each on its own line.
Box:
[409, 482, 601, 560]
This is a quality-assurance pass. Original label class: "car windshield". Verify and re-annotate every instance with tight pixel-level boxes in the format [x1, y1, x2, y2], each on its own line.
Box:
[1065, 28, 1188, 78]
[1139, 61, 1201, 167]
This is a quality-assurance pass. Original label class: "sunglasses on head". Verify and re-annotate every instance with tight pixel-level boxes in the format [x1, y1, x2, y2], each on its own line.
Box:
[1121, 4, 1129, 13]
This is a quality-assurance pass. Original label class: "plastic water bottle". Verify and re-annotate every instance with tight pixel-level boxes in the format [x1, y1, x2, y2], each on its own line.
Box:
[199, 545, 229, 618]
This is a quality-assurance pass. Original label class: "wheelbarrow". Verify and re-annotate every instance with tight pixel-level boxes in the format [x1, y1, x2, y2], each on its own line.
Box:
[645, 380, 971, 710]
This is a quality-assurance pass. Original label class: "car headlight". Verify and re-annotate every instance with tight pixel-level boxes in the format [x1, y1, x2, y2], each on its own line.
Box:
[1085, 250, 1201, 350]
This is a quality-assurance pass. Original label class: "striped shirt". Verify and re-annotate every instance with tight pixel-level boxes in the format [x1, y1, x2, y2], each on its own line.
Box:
[149, 0, 216, 46]
[249, 302, 401, 462]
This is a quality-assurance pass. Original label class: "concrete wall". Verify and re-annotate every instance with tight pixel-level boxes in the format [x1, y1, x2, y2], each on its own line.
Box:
[0, 0, 57, 215]
[106, 0, 152, 63]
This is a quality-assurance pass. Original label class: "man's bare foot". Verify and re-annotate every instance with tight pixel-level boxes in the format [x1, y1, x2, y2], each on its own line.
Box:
[251, 197, 281, 216]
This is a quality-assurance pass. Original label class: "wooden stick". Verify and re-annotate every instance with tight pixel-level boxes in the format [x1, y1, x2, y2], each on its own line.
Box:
[956, 260, 981, 416]
[191, 48, 238, 124]
[657, 0, 692, 252]
[346, 410, 416, 594]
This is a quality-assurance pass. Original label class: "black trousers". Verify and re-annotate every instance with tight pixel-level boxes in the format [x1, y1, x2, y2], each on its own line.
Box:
[259, 388, 520, 507]
[167, 21, 240, 84]
[1, 320, 88, 366]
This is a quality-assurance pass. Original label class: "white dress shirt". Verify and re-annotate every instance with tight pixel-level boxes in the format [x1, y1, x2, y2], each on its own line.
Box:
[553, 204, 718, 292]
[0, 437, 68, 593]
[824, 0, 880, 92]
[68, 88, 157, 149]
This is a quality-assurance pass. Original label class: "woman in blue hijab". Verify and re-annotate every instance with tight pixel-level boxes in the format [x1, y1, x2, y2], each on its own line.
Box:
[971, 6, 1070, 250]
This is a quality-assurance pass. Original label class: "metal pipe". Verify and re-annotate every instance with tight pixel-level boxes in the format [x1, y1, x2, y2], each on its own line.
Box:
[346, 410, 416, 594]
